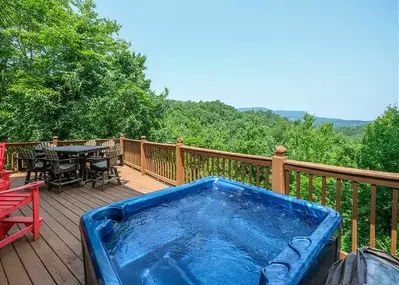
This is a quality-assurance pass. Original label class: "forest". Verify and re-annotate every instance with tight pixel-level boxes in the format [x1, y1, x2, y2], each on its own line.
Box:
[1, 0, 398, 253]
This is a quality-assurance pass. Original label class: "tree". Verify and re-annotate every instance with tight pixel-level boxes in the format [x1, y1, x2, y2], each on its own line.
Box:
[358, 106, 399, 172]
[0, 0, 166, 141]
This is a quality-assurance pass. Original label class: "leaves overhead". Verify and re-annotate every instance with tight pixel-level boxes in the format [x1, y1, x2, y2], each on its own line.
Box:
[0, 0, 166, 141]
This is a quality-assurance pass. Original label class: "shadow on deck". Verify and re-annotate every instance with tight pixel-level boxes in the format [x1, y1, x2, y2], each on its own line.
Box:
[0, 167, 166, 285]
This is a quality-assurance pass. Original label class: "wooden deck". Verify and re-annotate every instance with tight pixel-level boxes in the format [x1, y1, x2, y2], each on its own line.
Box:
[0, 167, 166, 285]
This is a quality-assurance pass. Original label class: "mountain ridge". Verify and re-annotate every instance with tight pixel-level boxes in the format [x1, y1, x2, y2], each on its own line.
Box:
[237, 107, 371, 127]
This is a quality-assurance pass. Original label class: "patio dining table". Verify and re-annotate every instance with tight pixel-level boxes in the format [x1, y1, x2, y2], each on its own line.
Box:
[47, 145, 109, 185]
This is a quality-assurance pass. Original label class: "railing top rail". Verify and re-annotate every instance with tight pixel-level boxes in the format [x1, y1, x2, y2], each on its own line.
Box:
[285, 160, 399, 187]
[5, 138, 119, 147]
[181, 145, 272, 163]
[123, 138, 141, 143]
[5, 141, 44, 147]
[144, 141, 175, 148]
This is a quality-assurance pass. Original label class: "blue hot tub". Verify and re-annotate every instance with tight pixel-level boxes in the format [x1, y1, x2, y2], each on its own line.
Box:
[80, 177, 341, 285]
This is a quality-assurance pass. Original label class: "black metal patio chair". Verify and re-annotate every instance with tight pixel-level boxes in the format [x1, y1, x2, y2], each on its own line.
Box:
[43, 148, 81, 193]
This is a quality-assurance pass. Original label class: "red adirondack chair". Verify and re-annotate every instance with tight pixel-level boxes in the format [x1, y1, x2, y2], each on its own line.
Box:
[0, 181, 44, 248]
[0, 142, 11, 191]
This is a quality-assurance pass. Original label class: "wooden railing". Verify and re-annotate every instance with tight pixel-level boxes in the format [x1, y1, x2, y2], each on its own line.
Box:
[122, 138, 141, 170]
[180, 145, 272, 187]
[283, 158, 399, 255]
[4, 136, 399, 256]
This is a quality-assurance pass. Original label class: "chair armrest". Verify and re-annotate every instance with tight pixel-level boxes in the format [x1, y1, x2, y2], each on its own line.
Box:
[0, 181, 44, 194]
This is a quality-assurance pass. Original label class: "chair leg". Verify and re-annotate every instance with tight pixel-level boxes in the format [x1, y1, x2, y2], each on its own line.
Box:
[115, 167, 122, 185]
[25, 171, 31, 184]
[102, 172, 105, 191]
[58, 175, 62, 194]
[34, 172, 38, 181]
[32, 187, 40, 240]
[92, 171, 97, 188]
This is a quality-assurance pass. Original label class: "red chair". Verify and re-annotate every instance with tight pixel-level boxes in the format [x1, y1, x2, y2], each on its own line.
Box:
[0, 181, 44, 248]
[0, 142, 11, 191]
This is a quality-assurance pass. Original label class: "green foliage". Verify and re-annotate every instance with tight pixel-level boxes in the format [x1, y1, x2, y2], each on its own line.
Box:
[0, 0, 166, 141]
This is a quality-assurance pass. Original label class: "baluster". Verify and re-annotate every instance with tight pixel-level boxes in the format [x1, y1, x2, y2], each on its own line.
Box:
[166, 149, 169, 179]
[352, 181, 358, 252]
[163, 149, 166, 178]
[159, 148, 162, 176]
[216, 158, 220, 176]
[211, 157, 214, 175]
[201, 155, 205, 178]
[206, 156, 210, 176]
[321, 176, 327, 205]
[265, 167, 269, 189]
[296, 172, 301, 198]
[185, 152, 188, 181]
[285, 170, 290, 195]
[308, 174, 313, 201]
[391, 189, 398, 255]
[336, 179, 342, 212]
[222, 158, 225, 177]
[241, 163, 245, 183]
[370, 184, 376, 248]
[249, 164, 253, 185]
[189, 152, 193, 181]
[158, 148, 161, 174]
[193, 154, 197, 180]
[228, 160, 232, 179]
[234, 161, 238, 180]
[146, 146, 149, 172]
[256, 165, 260, 186]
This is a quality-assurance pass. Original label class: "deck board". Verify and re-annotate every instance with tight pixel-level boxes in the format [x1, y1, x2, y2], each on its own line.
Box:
[1, 167, 166, 285]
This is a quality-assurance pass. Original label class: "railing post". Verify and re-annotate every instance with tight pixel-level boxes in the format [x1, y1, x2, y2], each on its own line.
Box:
[272, 146, 287, 194]
[140, 136, 146, 175]
[176, 137, 184, 185]
[52, 136, 58, 146]
[119, 134, 125, 166]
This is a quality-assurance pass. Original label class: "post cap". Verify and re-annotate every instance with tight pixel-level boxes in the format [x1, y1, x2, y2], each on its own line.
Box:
[52, 136, 58, 139]
[140, 136, 146, 140]
[120, 134, 125, 138]
[176, 137, 184, 144]
[274, 146, 287, 157]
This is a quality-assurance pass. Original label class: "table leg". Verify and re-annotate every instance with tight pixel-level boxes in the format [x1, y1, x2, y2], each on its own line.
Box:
[80, 155, 86, 186]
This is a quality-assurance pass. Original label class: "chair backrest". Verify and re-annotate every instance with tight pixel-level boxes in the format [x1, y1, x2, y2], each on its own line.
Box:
[18, 148, 35, 160]
[18, 148, 36, 170]
[0, 142, 5, 171]
[43, 148, 58, 160]
[113, 143, 123, 156]
[105, 150, 119, 168]
[101, 140, 115, 148]
[35, 141, 55, 150]
[85, 140, 97, 146]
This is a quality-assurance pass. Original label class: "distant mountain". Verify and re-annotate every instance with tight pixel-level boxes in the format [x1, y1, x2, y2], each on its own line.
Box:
[237, 107, 371, 127]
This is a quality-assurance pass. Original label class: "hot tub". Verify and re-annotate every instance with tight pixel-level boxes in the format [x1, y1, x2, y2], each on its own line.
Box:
[80, 177, 341, 285]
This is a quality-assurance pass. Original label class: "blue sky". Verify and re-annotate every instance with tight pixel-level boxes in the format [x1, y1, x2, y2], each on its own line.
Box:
[95, 0, 398, 120]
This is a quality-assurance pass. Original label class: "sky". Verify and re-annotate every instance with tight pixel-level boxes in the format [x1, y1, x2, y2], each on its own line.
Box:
[94, 0, 398, 120]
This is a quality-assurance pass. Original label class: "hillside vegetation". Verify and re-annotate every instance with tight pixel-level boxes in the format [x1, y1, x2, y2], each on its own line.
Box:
[1, 0, 398, 253]
[238, 107, 371, 127]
